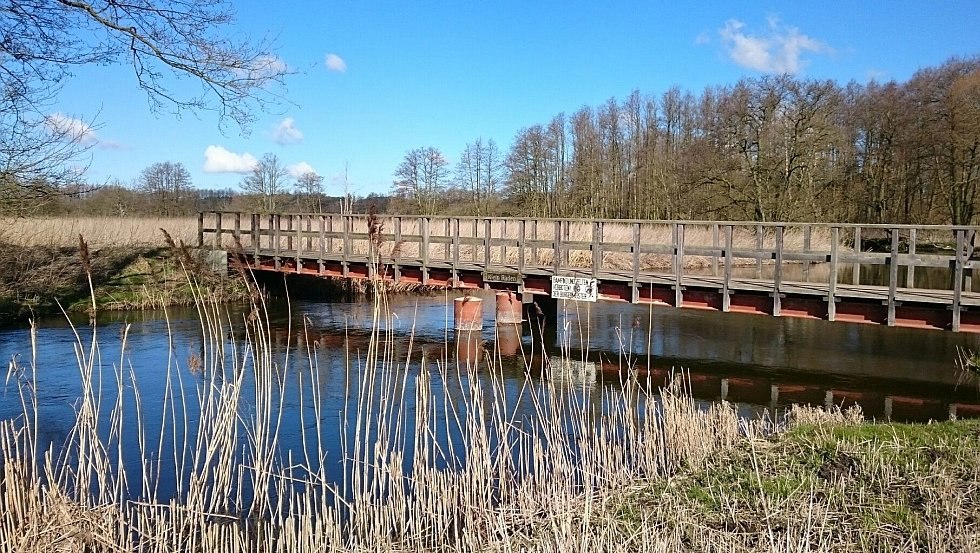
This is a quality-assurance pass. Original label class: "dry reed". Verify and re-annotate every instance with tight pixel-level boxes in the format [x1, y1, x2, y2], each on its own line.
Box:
[1, 216, 198, 248]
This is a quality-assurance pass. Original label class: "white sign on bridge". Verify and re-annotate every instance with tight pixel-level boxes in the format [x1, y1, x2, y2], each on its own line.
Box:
[551, 276, 598, 302]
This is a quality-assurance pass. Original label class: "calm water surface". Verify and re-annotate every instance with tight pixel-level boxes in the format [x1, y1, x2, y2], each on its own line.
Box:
[1, 292, 978, 501]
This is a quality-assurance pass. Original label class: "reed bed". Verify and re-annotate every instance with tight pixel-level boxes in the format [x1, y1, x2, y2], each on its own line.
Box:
[0, 216, 198, 248]
[1, 274, 978, 551]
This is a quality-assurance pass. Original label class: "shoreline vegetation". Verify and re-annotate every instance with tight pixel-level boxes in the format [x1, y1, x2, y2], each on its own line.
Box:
[0, 258, 977, 551]
[0, 216, 247, 324]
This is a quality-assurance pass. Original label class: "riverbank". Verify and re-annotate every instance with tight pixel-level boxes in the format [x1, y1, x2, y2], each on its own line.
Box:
[0, 240, 250, 324]
[609, 408, 980, 551]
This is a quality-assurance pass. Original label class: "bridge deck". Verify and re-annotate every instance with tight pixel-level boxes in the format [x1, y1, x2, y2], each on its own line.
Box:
[200, 212, 980, 332]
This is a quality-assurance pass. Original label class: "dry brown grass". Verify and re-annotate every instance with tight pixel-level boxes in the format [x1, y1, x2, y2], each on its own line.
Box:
[0, 216, 198, 248]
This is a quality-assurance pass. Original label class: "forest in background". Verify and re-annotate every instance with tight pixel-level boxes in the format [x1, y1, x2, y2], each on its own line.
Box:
[10, 56, 979, 225]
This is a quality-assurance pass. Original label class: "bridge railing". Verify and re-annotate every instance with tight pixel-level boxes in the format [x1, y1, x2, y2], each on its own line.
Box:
[199, 212, 980, 329]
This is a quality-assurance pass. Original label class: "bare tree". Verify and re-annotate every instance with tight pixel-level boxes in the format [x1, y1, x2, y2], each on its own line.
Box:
[0, 0, 288, 211]
[137, 161, 192, 215]
[295, 170, 325, 213]
[455, 138, 503, 215]
[241, 153, 288, 212]
[392, 147, 448, 215]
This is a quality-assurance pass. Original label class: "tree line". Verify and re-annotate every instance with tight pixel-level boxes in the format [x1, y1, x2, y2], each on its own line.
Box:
[391, 56, 980, 225]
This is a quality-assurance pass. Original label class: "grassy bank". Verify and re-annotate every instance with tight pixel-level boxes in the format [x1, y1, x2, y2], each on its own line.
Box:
[614, 408, 980, 550]
[0, 239, 248, 324]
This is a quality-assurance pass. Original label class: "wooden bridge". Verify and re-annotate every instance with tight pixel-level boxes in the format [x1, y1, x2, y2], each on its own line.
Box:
[199, 212, 980, 333]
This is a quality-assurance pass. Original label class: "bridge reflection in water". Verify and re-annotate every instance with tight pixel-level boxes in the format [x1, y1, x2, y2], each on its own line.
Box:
[202, 212, 980, 332]
[269, 293, 980, 423]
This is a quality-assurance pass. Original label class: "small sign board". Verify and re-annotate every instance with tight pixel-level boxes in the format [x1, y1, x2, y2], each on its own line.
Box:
[484, 271, 522, 284]
[551, 276, 598, 302]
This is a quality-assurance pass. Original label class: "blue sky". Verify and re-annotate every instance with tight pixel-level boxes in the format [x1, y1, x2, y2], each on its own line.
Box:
[50, 1, 980, 197]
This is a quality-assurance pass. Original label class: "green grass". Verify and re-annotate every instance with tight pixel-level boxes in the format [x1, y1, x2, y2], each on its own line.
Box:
[613, 413, 980, 551]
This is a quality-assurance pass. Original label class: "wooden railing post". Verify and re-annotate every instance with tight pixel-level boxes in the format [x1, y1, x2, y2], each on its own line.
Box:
[251, 214, 259, 263]
[711, 223, 719, 277]
[421, 217, 430, 284]
[773, 225, 783, 316]
[484, 218, 492, 269]
[444, 218, 452, 261]
[472, 219, 479, 263]
[592, 220, 602, 278]
[802, 225, 812, 282]
[286, 215, 294, 252]
[755, 224, 763, 279]
[342, 215, 351, 277]
[327, 215, 335, 253]
[632, 222, 641, 303]
[953, 229, 965, 332]
[553, 220, 562, 274]
[233, 212, 241, 246]
[274, 214, 282, 270]
[518, 219, 526, 276]
[852, 226, 862, 285]
[907, 228, 917, 288]
[828, 227, 839, 322]
[887, 228, 900, 326]
[214, 212, 223, 248]
[393, 217, 402, 282]
[452, 218, 460, 285]
[305, 215, 313, 252]
[723, 225, 733, 312]
[675, 223, 685, 307]
[295, 216, 302, 272]
[318, 215, 325, 271]
[197, 212, 204, 247]
[531, 220, 539, 266]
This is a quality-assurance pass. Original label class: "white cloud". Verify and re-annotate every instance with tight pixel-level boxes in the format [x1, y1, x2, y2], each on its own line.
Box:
[272, 117, 303, 145]
[325, 53, 347, 72]
[237, 54, 288, 81]
[45, 113, 98, 145]
[203, 145, 258, 173]
[287, 161, 316, 178]
[718, 18, 828, 74]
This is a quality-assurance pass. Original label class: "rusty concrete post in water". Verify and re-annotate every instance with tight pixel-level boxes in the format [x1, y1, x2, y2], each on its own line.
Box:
[495, 291, 523, 325]
[453, 296, 484, 331]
